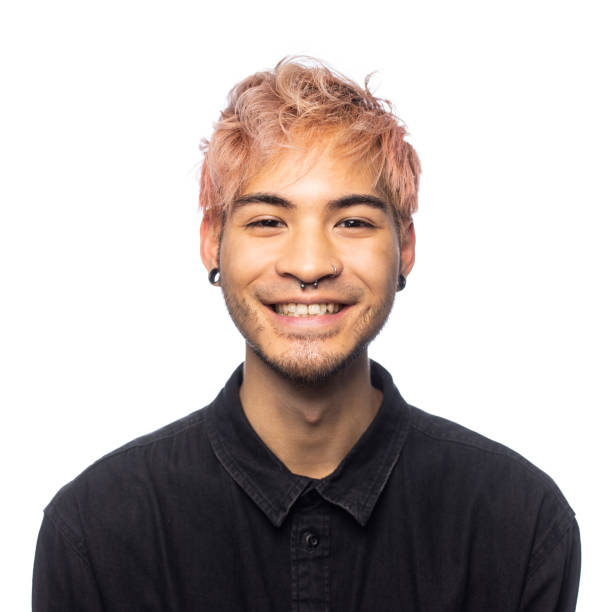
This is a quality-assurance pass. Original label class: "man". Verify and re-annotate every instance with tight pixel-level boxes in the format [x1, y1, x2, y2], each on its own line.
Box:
[33, 58, 580, 611]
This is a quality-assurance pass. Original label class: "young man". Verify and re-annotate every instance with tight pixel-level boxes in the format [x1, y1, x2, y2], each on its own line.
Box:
[33, 59, 580, 611]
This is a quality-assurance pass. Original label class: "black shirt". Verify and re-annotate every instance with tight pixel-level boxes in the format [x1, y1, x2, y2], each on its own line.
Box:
[33, 361, 580, 611]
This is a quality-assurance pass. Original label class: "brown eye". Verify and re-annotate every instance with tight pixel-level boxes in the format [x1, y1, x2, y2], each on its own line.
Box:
[246, 219, 284, 228]
[337, 219, 375, 229]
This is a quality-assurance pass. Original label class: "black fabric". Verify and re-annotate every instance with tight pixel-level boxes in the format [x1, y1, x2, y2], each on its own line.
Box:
[33, 361, 580, 611]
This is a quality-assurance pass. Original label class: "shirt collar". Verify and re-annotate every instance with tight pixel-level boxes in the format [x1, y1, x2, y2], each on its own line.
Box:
[204, 360, 412, 527]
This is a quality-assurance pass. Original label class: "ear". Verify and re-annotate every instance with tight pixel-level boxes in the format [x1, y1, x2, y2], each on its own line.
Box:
[399, 221, 416, 278]
[200, 216, 221, 272]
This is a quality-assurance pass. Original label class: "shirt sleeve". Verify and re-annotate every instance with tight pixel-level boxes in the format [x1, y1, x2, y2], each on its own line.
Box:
[32, 511, 105, 612]
[519, 517, 581, 612]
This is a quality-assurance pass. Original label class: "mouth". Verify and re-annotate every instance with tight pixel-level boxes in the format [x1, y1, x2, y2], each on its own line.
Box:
[269, 302, 345, 317]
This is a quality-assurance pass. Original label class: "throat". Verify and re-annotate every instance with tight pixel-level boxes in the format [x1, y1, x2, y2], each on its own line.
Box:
[239, 349, 382, 478]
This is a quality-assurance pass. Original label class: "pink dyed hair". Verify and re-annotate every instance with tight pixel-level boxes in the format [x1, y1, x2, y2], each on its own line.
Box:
[199, 57, 421, 241]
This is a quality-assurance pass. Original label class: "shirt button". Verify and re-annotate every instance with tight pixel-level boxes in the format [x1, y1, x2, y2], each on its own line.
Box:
[303, 530, 319, 548]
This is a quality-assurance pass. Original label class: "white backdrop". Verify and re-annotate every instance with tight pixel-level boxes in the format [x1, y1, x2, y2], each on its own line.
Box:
[1, 1, 610, 608]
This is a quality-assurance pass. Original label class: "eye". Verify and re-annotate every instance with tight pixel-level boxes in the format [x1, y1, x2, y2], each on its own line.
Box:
[245, 218, 285, 229]
[336, 218, 376, 229]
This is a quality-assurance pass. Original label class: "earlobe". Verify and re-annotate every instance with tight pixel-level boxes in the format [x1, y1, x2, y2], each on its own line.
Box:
[400, 221, 416, 278]
[200, 217, 221, 272]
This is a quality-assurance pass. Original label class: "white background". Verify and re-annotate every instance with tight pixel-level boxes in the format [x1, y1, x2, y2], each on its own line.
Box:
[1, 0, 610, 608]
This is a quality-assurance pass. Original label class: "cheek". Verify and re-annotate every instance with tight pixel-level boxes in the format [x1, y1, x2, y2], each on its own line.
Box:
[220, 234, 273, 286]
[338, 239, 399, 289]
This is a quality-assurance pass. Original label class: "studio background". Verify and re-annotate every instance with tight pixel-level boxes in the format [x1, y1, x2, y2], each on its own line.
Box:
[1, 1, 610, 609]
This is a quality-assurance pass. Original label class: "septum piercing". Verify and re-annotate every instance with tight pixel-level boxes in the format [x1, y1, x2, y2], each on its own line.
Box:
[299, 264, 338, 290]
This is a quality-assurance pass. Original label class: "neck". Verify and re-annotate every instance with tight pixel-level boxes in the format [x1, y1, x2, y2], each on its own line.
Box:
[239, 347, 383, 479]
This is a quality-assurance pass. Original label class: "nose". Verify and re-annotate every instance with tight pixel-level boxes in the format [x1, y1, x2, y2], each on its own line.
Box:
[275, 226, 342, 288]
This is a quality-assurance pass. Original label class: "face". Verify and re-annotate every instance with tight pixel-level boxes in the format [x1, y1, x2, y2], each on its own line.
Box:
[201, 145, 415, 385]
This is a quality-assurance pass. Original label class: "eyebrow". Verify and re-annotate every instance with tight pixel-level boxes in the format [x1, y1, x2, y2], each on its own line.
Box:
[232, 193, 389, 212]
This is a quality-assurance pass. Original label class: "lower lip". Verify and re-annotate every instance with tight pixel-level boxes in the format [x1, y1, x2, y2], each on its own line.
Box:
[266, 305, 352, 327]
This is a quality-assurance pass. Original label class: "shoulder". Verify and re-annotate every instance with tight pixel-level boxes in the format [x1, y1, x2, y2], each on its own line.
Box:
[55, 404, 212, 490]
[410, 406, 569, 492]
[44, 405, 220, 544]
[401, 403, 576, 572]
[405, 403, 573, 509]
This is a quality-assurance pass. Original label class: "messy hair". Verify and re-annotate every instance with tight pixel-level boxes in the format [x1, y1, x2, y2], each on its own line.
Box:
[199, 57, 421, 241]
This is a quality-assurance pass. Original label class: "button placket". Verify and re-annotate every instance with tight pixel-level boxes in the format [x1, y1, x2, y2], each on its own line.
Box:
[290, 501, 330, 611]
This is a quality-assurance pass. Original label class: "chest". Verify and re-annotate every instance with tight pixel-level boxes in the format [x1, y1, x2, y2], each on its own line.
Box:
[91, 478, 529, 611]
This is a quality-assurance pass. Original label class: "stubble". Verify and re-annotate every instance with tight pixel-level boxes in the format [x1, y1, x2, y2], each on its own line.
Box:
[221, 279, 397, 386]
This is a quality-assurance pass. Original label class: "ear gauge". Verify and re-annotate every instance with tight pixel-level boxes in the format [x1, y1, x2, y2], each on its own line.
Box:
[397, 275, 406, 291]
[208, 268, 221, 285]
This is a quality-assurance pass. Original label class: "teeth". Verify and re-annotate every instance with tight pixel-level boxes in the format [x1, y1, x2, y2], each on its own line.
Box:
[274, 303, 342, 317]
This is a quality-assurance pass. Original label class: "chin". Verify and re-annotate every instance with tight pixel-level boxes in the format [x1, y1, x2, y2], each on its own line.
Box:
[249, 339, 368, 386]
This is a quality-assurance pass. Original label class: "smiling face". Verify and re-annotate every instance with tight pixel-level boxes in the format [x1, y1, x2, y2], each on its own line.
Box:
[201, 144, 415, 384]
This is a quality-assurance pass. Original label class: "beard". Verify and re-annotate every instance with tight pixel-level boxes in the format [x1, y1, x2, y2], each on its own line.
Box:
[220, 281, 396, 386]
[250, 330, 367, 386]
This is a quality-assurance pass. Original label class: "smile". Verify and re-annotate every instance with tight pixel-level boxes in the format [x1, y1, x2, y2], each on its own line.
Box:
[274, 303, 343, 317]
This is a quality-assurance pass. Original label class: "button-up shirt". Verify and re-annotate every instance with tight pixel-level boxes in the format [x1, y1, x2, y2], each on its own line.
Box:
[33, 361, 580, 610]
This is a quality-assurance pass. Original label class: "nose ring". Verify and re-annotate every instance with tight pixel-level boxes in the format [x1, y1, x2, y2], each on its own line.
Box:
[299, 263, 338, 290]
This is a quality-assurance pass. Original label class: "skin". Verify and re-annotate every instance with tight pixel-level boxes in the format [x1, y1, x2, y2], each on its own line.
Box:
[201, 143, 415, 478]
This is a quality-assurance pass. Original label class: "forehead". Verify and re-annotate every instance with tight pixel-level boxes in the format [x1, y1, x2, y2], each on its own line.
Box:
[239, 145, 378, 203]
